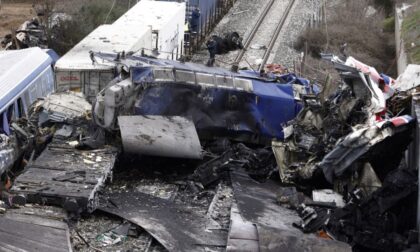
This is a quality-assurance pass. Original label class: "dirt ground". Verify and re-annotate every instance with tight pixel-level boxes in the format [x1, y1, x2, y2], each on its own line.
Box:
[0, 3, 33, 37]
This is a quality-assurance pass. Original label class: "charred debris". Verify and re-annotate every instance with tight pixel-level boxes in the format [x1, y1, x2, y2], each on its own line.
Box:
[0, 50, 420, 251]
[1, 18, 48, 50]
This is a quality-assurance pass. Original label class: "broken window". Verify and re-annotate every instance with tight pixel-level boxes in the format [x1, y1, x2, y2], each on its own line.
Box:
[0, 112, 10, 135]
[7, 104, 15, 123]
[17, 98, 25, 118]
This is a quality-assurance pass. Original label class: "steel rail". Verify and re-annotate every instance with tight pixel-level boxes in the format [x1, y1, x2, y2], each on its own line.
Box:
[231, 0, 275, 71]
[258, 0, 296, 72]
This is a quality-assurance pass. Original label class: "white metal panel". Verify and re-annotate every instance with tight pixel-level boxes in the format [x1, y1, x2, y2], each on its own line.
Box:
[175, 70, 196, 84]
[118, 115, 202, 159]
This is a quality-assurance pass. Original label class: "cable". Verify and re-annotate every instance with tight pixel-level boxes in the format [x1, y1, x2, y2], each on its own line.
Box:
[301, 62, 330, 76]
[139, 47, 238, 66]
[323, 0, 329, 51]
[104, 0, 117, 24]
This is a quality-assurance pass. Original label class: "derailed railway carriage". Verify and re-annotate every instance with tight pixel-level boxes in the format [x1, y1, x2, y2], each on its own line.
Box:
[93, 53, 310, 148]
[0, 47, 56, 176]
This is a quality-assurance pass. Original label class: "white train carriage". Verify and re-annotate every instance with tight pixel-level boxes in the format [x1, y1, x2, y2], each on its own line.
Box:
[114, 0, 186, 60]
[0, 47, 56, 135]
[0, 47, 56, 175]
[54, 24, 153, 101]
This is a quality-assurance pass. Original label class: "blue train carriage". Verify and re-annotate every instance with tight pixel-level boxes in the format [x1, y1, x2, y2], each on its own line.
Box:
[0, 47, 57, 177]
[92, 53, 312, 145]
[131, 61, 309, 145]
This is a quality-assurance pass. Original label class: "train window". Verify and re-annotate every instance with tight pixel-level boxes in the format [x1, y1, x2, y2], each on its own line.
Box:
[7, 104, 14, 122]
[17, 98, 25, 118]
[0, 112, 10, 135]
[0, 112, 4, 134]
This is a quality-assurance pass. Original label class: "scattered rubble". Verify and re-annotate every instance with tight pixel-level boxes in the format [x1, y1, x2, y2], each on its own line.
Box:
[9, 92, 117, 214]
[1, 18, 48, 50]
[272, 55, 420, 251]
[0, 1, 419, 249]
[1, 49, 419, 251]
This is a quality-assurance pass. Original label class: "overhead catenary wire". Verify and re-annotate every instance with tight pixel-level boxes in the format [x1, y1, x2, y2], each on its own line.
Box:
[104, 0, 117, 24]
[91, 47, 239, 68]
[323, 0, 329, 51]
[140, 47, 240, 66]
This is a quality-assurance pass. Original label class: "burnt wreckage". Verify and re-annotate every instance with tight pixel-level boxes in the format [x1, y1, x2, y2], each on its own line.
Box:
[90, 52, 419, 250]
[273, 56, 420, 251]
[0, 50, 419, 251]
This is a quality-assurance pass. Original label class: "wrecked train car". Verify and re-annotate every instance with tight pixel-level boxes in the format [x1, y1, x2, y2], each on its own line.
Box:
[55, 0, 186, 102]
[54, 24, 153, 101]
[273, 55, 402, 185]
[10, 92, 118, 213]
[271, 56, 420, 251]
[1, 18, 48, 50]
[0, 47, 57, 176]
[92, 54, 310, 151]
[113, 0, 186, 60]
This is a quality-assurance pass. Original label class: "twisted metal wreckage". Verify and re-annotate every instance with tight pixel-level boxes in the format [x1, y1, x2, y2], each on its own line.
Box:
[0, 51, 419, 251]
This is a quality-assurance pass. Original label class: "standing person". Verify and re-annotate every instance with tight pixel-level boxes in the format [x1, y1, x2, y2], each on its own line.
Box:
[206, 37, 217, 67]
[190, 7, 201, 33]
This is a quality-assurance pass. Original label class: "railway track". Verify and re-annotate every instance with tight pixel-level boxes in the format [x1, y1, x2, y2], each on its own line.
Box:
[232, 0, 296, 72]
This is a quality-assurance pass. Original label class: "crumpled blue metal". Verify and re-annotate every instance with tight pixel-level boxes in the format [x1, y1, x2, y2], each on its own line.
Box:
[131, 66, 303, 144]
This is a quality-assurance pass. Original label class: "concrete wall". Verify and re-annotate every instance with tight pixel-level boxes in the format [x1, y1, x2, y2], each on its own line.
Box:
[395, 4, 409, 75]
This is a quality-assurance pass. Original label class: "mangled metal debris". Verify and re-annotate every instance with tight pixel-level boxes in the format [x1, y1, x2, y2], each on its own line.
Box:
[92, 53, 311, 146]
[320, 117, 413, 184]
[0, 20, 419, 251]
[1, 18, 48, 50]
[272, 56, 413, 186]
[31, 92, 92, 126]
[100, 191, 227, 252]
[12, 144, 117, 213]
[9, 92, 117, 213]
[271, 55, 420, 251]
[0, 134, 18, 176]
[229, 170, 351, 251]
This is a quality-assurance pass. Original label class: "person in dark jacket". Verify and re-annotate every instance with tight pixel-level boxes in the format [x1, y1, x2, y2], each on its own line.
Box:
[206, 37, 218, 67]
[190, 7, 201, 33]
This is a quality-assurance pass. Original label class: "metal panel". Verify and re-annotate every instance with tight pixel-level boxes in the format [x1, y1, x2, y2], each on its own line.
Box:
[118, 115, 202, 159]
[99, 72, 114, 90]
[70, 71, 82, 91]
[196, 72, 216, 86]
[234, 78, 253, 92]
[175, 69, 196, 84]
[87, 71, 100, 97]
[153, 68, 175, 82]
[216, 75, 234, 87]
[100, 191, 226, 252]
[0, 215, 72, 252]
